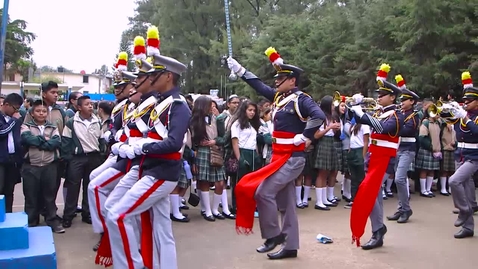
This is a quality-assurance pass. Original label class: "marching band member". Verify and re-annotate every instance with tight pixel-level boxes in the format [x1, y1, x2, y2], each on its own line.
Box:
[227, 47, 325, 260]
[87, 66, 137, 249]
[349, 63, 403, 250]
[386, 75, 419, 223]
[95, 26, 159, 266]
[447, 71, 478, 239]
[105, 54, 189, 269]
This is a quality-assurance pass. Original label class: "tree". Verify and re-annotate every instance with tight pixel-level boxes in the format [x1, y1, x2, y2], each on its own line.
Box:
[94, 65, 110, 76]
[7, 58, 36, 82]
[30, 75, 63, 84]
[0, 9, 36, 81]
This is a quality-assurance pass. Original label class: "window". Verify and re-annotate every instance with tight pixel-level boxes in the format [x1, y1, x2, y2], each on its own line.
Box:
[83, 75, 89, 83]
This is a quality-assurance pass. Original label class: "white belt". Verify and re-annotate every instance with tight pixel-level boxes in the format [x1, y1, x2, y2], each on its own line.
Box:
[272, 137, 294, 145]
[457, 142, 478, 149]
[400, 137, 416, 143]
[371, 139, 399, 149]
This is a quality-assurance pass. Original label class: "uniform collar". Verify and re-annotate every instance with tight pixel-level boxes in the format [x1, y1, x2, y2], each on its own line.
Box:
[282, 87, 299, 97]
[158, 87, 180, 101]
[140, 91, 157, 102]
[382, 104, 396, 112]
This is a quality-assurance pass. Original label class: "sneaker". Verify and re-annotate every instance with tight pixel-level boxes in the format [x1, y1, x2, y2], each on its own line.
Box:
[344, 202, 353, 209]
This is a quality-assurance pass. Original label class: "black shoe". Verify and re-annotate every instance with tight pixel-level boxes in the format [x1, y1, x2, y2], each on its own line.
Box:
[386, 191, 394, 198]
[452, 209, 459, 214]
[420, 192, 433, 198]
[62, 219, 72, 228]
[82, 216, 92, 224]
[203, 215, 215, 222]
[361, 225, 387, 250]
[440, 192, 450, 196]
[302, 202, 309, 208]
[296, 203, 305, 209]
[267, 248, 297, 260]
[454, 228, 474, 239]
[344, 202, 353, 209]
[93, 234, 103, 252]
[76, 207, 83, 213]
[170, 214, 190, 223]
[342, 195, 352, 203]
[314, 204, 330, 211]
[180, 205, 189, 210]
[397, 210, 413, 223]
[386, 211, 401, 221]
[213, 213, 225, 220]
[51, 223, 65, 234]
[256, 233, 286, 253]
[454, 210, 472, 227]
[222, 212, 236, 219]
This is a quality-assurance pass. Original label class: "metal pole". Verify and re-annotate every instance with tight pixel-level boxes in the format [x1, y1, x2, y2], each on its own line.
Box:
[0, 0, 10, 93]
[223, 0, 237, 81]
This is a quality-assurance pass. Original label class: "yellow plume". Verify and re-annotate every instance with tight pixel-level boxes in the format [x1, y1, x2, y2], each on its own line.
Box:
[134, 36, 145, 47]
[265, 47, 277, 57]
[147, 26, 160, 39]
[462, 71, 471, 81]
[118, 51, 128, 61]
[379, 63, 391, 73]
[395, 74, 404, 84]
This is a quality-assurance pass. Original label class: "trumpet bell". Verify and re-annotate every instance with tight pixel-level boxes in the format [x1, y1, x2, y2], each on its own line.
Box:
[427, 103, 442, 118]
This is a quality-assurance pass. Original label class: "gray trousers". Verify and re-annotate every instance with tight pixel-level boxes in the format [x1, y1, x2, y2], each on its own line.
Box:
[255, 157, 305, 250]
[370, 173, 390, 232]
[455, 161, 478, 208]
[394, 150, 415, 212]
[450, 160, 478, 231]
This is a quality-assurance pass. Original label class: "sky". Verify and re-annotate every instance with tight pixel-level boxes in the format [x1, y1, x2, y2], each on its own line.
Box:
[4, 0, 136, 73]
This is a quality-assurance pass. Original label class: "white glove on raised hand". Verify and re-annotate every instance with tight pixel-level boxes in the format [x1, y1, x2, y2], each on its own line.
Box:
[125, 145, 136, 159]
[352, 94, 364, 105]
[111, 142, 123, 155]
[452, 107, 467, 119]
[102, 131, 112, 141]
[227, 57, 246, 77]
[293, 134, 309, 146]
[118, 144, 128, 158]
[114, 130, 124, 142]
[351, 105, 365, 118]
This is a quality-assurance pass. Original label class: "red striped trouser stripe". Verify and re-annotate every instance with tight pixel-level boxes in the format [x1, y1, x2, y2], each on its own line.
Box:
[94, 172, 124, 233]
[117, 179, 165, 269]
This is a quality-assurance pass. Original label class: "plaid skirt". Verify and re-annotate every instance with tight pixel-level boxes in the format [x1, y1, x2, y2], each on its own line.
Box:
[178, 160, 190, 189]
[441, 150, 455, 172]
[302, 149, 317, 177]
[415, 148, 440, 171]
[314, 136, 339, 171]
[195, 146, 226, 183]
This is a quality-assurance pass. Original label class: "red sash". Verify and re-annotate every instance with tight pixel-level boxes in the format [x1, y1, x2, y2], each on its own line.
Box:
[235, 131, 305, 234]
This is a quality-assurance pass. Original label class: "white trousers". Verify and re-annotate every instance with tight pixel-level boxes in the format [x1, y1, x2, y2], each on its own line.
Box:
[106, 175, 177, 269]
[90, 155, 118, 181]
[87, 157, 123, 234]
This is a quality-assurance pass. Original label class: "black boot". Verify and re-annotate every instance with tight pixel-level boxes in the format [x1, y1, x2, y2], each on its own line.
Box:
[256, 233, 286, 253]
[386, 211, 401, 221]
[93, 233, 103, 252]
[267, 247, 297, 260]
[361, 225, 387, 250]
[397, 210, 413, 223]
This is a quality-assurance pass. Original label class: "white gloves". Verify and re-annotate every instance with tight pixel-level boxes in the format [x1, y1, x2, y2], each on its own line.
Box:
[124, 146, 136, 159]
[433, 152, 443, 159]
[103, 131, 111, 141]
[351, 105, 364, 118]
[134, 143, 145, 155]
[293, 134, 309, 146]
[227, 57, 246, 77]
[115, 130, 124, 142]
[352, 94, 364, 105]
[111, 142, 123, 155]
[452, 107, 467, 119]
[118, 144, 128, 158]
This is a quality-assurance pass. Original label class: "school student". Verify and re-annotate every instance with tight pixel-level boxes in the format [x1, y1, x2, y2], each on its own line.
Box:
[61, 95, 105, 228]
[21, 100, 64, 233]
[0, 93, 24, 213]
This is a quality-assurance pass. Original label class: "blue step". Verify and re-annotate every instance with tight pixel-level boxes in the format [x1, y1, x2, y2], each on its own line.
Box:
[0, 212, 29, 251]
[0, 195, 5, 222]
[0, 226, 57, 269]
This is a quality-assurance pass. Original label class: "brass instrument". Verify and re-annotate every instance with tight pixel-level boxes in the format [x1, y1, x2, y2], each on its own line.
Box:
[427, 100, 460, 119]
[333, 91, 378, 110]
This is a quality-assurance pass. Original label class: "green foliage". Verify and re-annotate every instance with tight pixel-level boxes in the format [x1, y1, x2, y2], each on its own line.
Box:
[0, 9, 36, 66]
[124, 0, 478, 101]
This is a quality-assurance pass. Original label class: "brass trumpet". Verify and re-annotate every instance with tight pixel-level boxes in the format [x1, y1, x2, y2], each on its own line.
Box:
[333, 91, 379, 110]
[427, 100, 459, 119]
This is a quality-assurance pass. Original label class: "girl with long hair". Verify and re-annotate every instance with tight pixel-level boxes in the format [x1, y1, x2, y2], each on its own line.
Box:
[191, 96, 234, 221]
[229, 100, 263, 213]
[313, 95, 341, 210]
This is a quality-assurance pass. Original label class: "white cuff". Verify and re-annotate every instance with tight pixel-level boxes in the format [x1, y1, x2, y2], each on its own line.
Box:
[236, 67, 246, 77]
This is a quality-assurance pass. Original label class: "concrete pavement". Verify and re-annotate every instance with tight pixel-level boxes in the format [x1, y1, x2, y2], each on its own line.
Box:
[11, 184, 477, 269]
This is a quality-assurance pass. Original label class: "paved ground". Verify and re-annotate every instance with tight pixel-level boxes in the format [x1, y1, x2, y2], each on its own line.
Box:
[11, 184, 477, 269]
